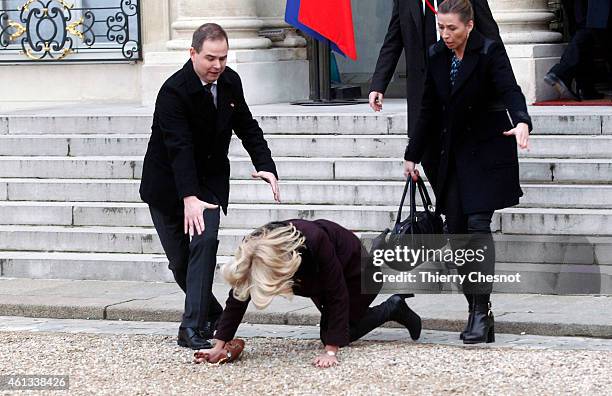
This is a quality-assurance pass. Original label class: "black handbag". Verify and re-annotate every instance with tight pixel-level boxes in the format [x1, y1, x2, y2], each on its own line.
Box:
[366, 176, 447, 271]
[393, 175, 443, 236]
[370, 176, 444, 271]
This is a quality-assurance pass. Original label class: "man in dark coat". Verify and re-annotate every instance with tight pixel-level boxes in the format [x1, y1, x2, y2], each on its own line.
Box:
[369, 0, 502, 189]
[140, 23, 280, 350]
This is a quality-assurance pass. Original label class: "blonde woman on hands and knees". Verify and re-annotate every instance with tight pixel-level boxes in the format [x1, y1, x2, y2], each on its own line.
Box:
[197, 219, 422, 368]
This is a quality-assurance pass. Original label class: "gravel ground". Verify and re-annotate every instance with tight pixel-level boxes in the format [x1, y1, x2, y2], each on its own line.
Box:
[1, 331, 611, 395]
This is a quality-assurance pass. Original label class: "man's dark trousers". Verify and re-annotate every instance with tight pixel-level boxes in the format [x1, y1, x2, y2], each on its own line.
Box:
[551, 0, 612, 91]
[149, 189, 222, 330]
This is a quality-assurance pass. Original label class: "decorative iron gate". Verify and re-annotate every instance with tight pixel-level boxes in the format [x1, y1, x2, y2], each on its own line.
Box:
[0, 0, 141, 62]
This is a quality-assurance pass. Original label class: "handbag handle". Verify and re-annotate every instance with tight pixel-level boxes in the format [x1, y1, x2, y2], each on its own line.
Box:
[415, 176, 435, 211]
[395, 175, 435, 227]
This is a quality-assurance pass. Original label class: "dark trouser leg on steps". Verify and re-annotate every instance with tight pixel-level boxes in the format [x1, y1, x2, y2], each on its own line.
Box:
[349, 303, 393, 342]
[183, 206, 222, 330]
[149, 206, 190, 293]
[462, 212, 495, 296]
[462, 213, 495, 344]
[441, 166, 495, 342]
[149, 198, 222, 349]
[148, 203, 222, 332]
[550, 28, 596, 85]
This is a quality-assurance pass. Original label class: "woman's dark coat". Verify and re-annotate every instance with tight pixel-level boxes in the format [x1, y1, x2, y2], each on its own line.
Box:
[370, 0, 502, 190]
[405, 31, 532, 214]
[214, 219, 374, 347]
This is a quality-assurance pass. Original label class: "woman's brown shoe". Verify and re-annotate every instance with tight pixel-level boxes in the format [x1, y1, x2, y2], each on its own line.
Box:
[194, 339, 245, 365]
[224, 339, 245, 363]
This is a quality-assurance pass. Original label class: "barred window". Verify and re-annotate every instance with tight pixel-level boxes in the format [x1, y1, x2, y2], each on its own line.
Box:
[0, 0, 141, 62]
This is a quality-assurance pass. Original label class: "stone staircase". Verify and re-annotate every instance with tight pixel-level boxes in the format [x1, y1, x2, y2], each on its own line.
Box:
[0, 107, 610, 293]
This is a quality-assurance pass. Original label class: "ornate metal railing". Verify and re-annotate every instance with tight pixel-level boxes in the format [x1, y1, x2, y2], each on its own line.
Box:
[0, 0, 141, 62]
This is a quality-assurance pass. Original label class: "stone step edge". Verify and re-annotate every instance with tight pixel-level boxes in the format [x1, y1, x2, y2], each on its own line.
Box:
[1, 256, 609, 271]
[1, 201, 612, 214]
[0, 251, 232, 262]
[1, 179, 610, 190]
[0, 156, 611, 163]
[0, 226, 610, 243]
[0, 297, 608, 338]
[3, 111, 610, 117]
[2, 134, 610, 139]
[3, 110, 611, 117]
[3, 178, 611, 187]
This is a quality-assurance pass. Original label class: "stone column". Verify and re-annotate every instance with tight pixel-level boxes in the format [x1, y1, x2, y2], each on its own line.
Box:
[167, 0, 272, 50]
[140, 0, 171, 53]
[256, 0, 308, 48]
[141, 0, 309, 105]
[490, 0, 565, 102]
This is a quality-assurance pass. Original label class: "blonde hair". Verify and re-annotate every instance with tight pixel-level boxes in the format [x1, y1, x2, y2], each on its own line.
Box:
[221, 222, 305, 310]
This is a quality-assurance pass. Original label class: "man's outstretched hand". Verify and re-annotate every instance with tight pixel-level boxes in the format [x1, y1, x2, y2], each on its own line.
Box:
[252, 171, 281, 203]
[183, 196, 218, 237]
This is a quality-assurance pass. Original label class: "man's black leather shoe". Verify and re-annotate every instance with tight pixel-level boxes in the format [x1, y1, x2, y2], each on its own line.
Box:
[578, 87, 605, 100]
[544, 72, 580, 101]
[177, 327, 212, 350]
[198, 320, 217, 340]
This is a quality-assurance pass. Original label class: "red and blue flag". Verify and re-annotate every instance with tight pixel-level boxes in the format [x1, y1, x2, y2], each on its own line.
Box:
[285, 0, 357, 60]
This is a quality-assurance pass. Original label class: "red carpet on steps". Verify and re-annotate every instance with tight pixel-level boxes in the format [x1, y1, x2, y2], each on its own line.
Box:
[533, 98, 612, 106]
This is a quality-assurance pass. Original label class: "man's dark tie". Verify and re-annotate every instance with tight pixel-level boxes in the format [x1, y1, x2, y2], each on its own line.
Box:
[424, 0, 438, 48]
[203, 83, 216, 110]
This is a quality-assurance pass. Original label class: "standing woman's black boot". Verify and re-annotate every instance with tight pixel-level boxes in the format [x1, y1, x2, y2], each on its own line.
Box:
[460, 294, 474, 340]
[463, 295, 494, 344]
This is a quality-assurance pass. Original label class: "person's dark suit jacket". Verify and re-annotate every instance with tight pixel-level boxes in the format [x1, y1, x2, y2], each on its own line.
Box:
[405, 31, 532, 214]
[140, 60, 278, 215]
[584, 0, 611, 29]
[370, 0, 502, 189]
[214, 219, 371, 347]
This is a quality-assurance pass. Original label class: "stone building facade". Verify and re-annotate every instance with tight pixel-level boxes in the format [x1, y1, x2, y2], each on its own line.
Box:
[1, 0, 563, 105]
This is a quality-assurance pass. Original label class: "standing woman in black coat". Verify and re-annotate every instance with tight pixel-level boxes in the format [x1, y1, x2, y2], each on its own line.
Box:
[369, 0, 503, 190]
[403, 0, 532, 344]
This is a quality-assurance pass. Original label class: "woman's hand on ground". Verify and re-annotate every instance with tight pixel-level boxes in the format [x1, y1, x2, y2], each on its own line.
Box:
[503, 122, 530, 150]
[193, 340, 227, 364]
[312, 352, 339, 368]
[403, 160, 419, 181]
